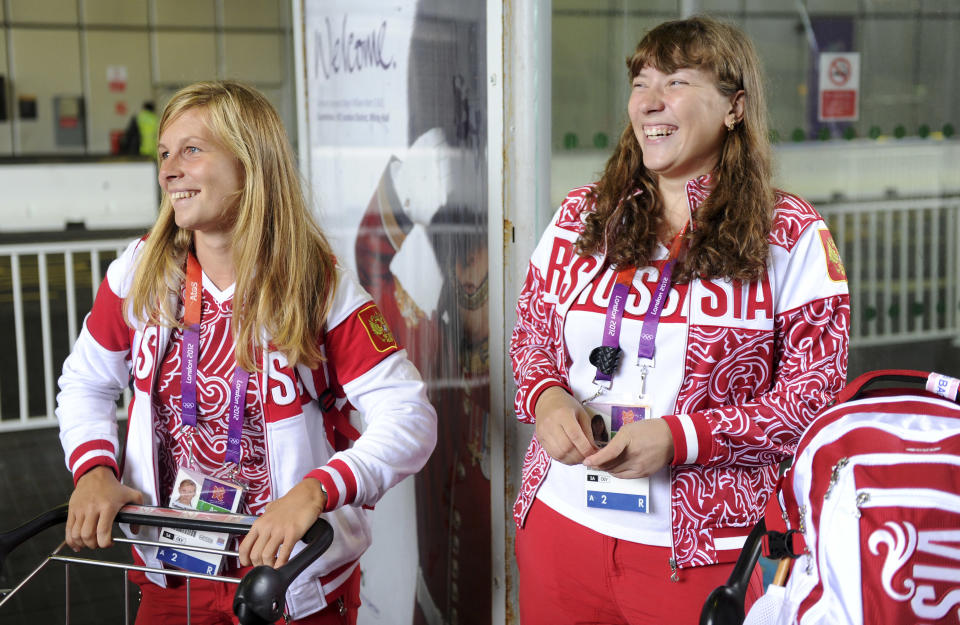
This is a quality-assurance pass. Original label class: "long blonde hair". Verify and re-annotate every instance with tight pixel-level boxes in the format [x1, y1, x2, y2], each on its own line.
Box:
[126, 80, 337, 371]
[578, 16, 774, 282]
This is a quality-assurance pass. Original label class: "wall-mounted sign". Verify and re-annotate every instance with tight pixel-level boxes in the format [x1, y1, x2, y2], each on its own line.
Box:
[54, 96, 85, 146]
[18, 95, 37, 120]
[818, 52, 860, 122]
[107, 65, 127, 92]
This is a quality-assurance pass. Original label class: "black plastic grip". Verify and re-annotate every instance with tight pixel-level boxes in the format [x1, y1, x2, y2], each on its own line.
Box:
[233, 518, 335, 625]
[0, 503, 69, 577]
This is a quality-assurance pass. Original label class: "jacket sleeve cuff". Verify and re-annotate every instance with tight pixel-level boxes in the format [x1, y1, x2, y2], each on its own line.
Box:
[525, 378, 571, 418]
[305, 458, 358, 512]
[69, 440, 119, 486]
[662, 414, 712, 466]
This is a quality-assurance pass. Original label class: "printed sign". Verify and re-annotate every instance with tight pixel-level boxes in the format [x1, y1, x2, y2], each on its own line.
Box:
[818, 52, 860, 121]
[107, 65, 127, 92]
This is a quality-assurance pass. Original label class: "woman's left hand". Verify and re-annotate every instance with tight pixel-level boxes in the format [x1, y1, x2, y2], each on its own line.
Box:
[582, 418, 674, 479]
[238, 478, 327, 569]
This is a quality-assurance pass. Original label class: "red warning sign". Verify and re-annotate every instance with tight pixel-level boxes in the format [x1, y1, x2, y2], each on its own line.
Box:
[819, 53, 860, 122]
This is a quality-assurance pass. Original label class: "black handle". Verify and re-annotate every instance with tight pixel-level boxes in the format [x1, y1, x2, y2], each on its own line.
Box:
[699, 519, 766, 625]
[0, 504, 258, 578]
[0, 504, 69, 577]
[836, 369, 956, 404]
[233, 518, 335, 625]
[115, 504, 259, 535]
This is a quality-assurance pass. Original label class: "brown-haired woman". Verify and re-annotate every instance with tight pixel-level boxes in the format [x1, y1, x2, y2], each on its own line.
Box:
[510, 16, 849, 624]
[57, 81, 437, 624]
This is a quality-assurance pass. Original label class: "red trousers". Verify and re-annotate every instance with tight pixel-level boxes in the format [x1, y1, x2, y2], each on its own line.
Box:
[516, 499, 763, 625]
[130, 560, 360, 625]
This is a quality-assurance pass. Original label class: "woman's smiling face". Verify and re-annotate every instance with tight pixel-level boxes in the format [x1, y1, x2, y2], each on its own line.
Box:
[157, 107, 244, 236]
[629, 65, 741, 185]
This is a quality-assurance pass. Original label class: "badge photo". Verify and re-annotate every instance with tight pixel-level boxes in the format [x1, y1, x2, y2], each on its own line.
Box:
[582, 400, 652, 513]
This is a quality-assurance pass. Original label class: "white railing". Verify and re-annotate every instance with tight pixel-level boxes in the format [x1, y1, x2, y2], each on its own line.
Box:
[0, 239, 131, 431]
[820, 195, 960, 346]
[1, 196, 958, 430]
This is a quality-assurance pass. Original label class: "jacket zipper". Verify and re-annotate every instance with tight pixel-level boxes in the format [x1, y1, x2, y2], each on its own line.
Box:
[669, 465, 679, 581]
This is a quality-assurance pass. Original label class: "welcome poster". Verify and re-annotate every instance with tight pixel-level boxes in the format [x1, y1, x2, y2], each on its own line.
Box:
[303, 1, 490, 624]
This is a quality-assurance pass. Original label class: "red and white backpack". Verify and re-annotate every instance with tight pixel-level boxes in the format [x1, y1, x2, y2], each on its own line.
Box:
[754, 369, 960, 625]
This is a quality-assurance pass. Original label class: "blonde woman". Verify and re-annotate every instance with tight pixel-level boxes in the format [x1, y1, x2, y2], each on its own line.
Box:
[57, 81, 437, 624]
[511, 16, 850, 624]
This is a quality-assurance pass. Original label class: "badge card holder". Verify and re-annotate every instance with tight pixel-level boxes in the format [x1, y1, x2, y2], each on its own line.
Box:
[583, 400, 651, 513]
[157, 466, 245, 575]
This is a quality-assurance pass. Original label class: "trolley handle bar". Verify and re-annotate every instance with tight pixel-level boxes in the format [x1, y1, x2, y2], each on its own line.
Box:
[0, 504, 332, 583]
[115, 504, 260, 535]
[234, 518, 335, 625]
[0, 503, 69, 577]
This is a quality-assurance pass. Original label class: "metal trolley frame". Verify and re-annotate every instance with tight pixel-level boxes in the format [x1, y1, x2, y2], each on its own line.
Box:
[0, 504, 333, 625]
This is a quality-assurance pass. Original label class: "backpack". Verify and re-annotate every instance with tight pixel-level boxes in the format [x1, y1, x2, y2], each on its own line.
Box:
[703, 369, 960, 625]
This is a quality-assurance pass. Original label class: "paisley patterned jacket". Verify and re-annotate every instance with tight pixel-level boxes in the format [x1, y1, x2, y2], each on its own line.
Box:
[510, 175, 850, 569]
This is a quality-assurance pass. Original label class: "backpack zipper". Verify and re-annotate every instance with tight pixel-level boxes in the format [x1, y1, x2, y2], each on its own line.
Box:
[823, 456, 849, 500]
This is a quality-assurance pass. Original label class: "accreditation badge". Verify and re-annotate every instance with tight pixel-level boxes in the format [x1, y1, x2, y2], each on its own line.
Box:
[157, 466, 246, 574]
[582, 400, 651, 513]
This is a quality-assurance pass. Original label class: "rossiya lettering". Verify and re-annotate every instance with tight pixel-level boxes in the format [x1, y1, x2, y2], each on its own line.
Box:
[134, 326, 159, 385]
[869, 522, 960, 619]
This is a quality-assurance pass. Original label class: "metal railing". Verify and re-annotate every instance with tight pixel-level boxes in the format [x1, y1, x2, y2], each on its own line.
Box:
[0, 239, 130, 431]
[2, 195, 959, 430]
[820, 195, 960, 347]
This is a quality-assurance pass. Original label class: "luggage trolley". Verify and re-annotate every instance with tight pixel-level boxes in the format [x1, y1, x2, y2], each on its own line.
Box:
[0, 504, 333, 624]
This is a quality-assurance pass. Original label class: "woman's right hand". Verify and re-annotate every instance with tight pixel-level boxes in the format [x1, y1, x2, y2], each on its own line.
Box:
[66, 465, 143, 551]
[534, 386, 599, 464]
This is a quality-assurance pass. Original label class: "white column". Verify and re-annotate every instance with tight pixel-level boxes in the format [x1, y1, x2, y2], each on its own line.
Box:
[492, 0, 553, 621]
[681, 0, 702, 17]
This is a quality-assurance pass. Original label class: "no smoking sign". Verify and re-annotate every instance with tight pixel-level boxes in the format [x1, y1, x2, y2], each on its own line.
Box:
[828, 57, 852, 86]
[819, 52, 860, 121]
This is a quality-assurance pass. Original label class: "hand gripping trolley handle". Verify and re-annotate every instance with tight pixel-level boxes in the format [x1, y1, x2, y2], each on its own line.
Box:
[0, 503, 334, 624]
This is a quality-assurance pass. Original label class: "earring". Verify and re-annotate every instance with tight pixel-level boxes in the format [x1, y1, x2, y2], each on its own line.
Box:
[726, 119, 736, 131]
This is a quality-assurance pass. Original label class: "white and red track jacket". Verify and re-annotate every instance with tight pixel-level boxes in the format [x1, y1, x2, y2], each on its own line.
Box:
[56, 238, 437, 618]
[510, 175, 850, 569]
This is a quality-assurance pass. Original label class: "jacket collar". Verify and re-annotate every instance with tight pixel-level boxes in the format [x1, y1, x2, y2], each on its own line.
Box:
[683, 172, 716, 220]
[623, 172, 716, 215]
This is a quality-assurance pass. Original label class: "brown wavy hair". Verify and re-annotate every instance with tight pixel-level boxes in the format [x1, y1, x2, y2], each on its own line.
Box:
[577, 16, 773, 282]
[125, 81, 337, 371]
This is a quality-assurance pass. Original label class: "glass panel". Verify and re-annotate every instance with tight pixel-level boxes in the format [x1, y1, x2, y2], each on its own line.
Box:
[303, 1, 490, 623]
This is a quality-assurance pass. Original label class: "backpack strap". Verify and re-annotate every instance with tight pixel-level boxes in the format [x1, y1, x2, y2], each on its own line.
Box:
[762, 479, 806, 560]
[299, 356, 362, 453]
[318, 387, 361, 452]
[836, 369, 960, 404]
